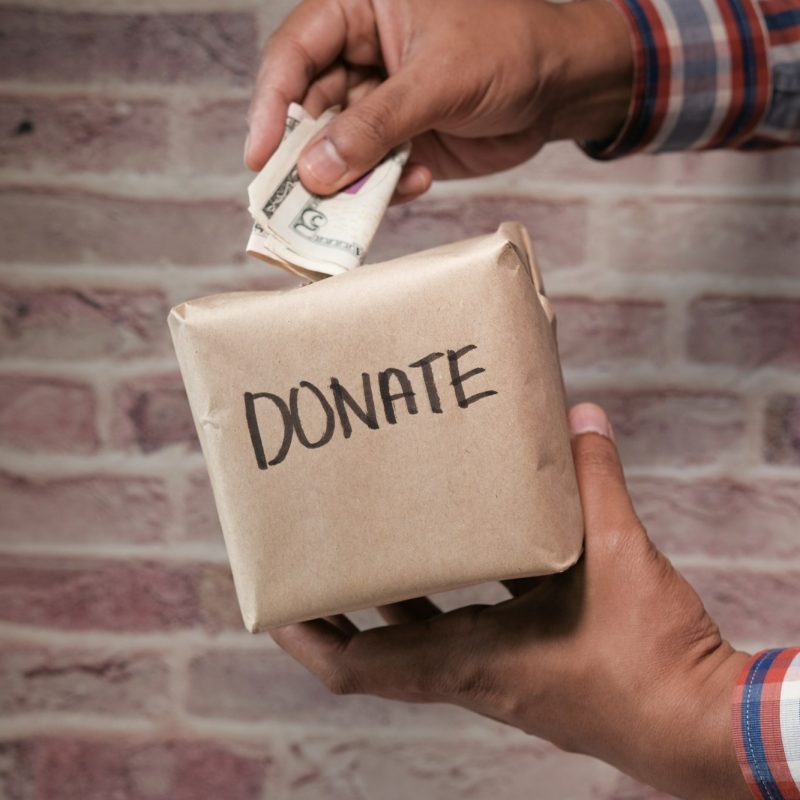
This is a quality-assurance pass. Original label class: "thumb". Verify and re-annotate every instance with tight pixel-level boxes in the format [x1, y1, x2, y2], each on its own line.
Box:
[568, 403, 640, 539]
[298, 71, 438, 194]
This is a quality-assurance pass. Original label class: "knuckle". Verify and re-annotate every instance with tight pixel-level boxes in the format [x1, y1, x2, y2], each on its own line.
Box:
[323, 663, 360, 696]
[337, 102, 393, 156]
[427, 605, 495, 699]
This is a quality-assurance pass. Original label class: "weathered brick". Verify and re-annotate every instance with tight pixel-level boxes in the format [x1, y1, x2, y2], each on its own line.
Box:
[684, 567, 800, 644]
[630, 477, 800, 560]
[569, 390, 746, 466]
[112, 372, 197, 454]
[765, 395, 800, 466]
[34, 738, 270, 800]
[0, 9, 257, 86]
[530, 141, 662, 184]
[554, 297, 667, 367]
[0, 285, 171, 360]
[184, 97, 250, 175]
[0, 375, 97, 453]
[0, 471, 170, 545]
[601, 197, 800, 276]
[186, 649, 490, 731]
[0, 94, 169, 173]
[283, 737, 617, 800]
[658, 148, 800, 187]
[688, 295, 800, 367]
[0, 187, 247, 267]
[183, 470, 222, 542]
[603, 774, 676, 799]
[374, 195, 587, 269]
[0, 556, 239, 632]
[0, 739, 34, 800]
[0, 645, 169, 718]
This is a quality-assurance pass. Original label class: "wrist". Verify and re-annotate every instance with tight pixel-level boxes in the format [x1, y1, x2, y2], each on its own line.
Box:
[639, 646, 753, 800]
[547, 0, 634, 143]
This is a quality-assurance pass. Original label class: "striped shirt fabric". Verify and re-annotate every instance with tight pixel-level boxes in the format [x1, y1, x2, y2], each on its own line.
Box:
[733, 649, 800, 799]
[586, 0, 800, 155]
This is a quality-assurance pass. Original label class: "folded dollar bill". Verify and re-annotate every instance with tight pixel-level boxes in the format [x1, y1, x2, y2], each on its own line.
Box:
[246, 103, 411, 282]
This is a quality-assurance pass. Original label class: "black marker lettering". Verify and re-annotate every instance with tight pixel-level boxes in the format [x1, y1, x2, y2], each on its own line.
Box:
[290, 381, 335, 449]
[330, 373, 379, 439]
[409, 351, 445, 414]
[378, 368, 418, 425]
[244, 391, 293, 470]
[447, 344, 498, 409]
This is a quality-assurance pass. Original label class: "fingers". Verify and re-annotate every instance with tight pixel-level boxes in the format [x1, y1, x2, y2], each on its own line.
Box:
[269, 618, 349, 678]
[568, 403, 641, 545]
[302, 63, 349, 118]
[246, 0, 349, 170]
[377, 595, 441, 625]
[272, 605, 493, 702]
[297, 72, 441, 194]
[390, 163, 433, 205]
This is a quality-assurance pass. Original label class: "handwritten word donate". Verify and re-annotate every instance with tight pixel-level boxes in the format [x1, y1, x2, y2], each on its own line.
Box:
[244, 344, 497, 470]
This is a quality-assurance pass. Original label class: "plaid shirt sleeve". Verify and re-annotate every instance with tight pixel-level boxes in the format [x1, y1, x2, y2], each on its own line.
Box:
[584, 0, 800, 156]
[732, 648, 800, 799]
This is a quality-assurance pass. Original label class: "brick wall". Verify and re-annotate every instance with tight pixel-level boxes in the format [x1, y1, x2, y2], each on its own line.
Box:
[1, 1, 798, 798]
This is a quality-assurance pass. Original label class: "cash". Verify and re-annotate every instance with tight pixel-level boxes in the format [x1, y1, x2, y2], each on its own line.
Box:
[246, 103, 410, 282]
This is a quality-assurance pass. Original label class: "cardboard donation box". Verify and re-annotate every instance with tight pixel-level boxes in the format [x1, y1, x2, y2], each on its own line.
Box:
[169, 222, 584, 631]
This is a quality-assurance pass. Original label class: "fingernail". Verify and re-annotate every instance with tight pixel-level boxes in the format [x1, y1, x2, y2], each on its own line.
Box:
[569, 403, 612, 439]
[302, 137, 347, 186]
[243, 132, 251, 163]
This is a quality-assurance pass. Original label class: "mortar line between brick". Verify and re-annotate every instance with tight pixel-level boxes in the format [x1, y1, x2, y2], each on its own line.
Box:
[3, 359, 800, 392]
[4, 169, 800, 202]
[0, 624, 276, 650]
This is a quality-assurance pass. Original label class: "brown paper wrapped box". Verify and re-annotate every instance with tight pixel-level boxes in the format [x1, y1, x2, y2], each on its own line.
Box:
[169, 222, 583, 632]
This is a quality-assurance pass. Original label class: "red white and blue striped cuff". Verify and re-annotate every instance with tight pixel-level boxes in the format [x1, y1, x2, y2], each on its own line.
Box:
[584, 0, 773, 157]
[733, 648, 800, 800]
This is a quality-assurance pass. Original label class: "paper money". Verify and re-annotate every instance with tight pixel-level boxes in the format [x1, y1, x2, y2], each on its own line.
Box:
[246, 103, 410, 282]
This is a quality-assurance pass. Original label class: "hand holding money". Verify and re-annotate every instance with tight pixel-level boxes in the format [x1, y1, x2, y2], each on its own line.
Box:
[246, 104, 410, 282]
[245, 0, 633, 197]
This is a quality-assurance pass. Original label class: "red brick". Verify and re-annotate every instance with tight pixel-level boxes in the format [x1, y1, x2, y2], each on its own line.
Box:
[601, 197, 800, 276]
[0, 739, 34, 800]
[603, 774, 676, 799]
[0, 645, 169, 718]
[186, 649, 484, 730]
[0, 285, 171, 360]
[183, 470, 222, 542]
[684, 567, 800, 643]
[765, 395, 800, 465]
[0, 471, 170, 545]
[0, 94, 169, 173]
[0, 187, 247, 267]
[0, 9, 257, 86]
[525, 141, 663, 184]
[184, 98, 250, 175]
[688, 295, 800, 367]
[569, 390, 746, 465]
[553, 297, 667, 367]
[0, 375, 97, 453]
[630, 477, 800, 559]
[374, 195, 587, 269]
[34, 738, 270, 800]
[658, 148, 800, 187]
[112, 372, 197, 454]
[0, 556, 239, 632]
[283, 737, 614, 800]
